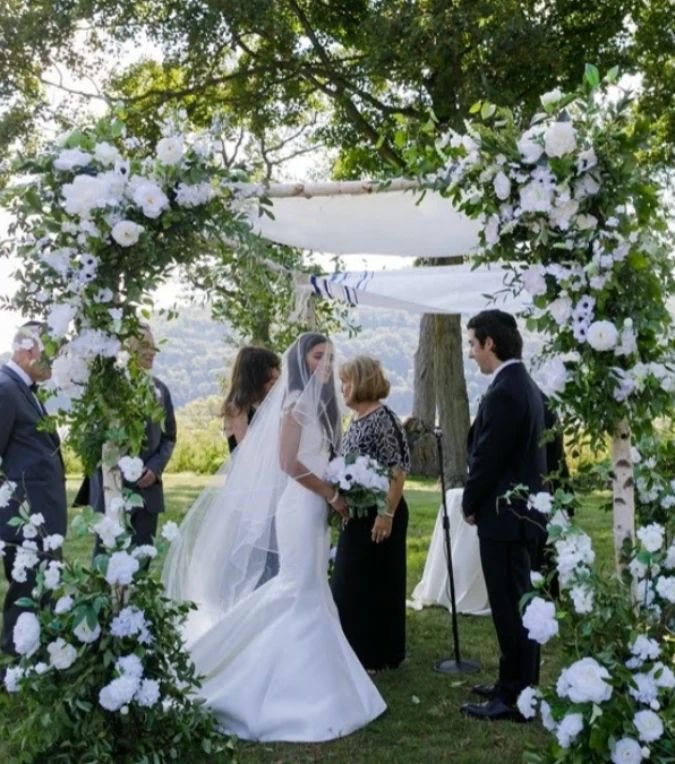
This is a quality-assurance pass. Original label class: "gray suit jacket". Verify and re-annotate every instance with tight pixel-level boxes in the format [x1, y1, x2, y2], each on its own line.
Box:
[0, 365, 67, 541]
[88, 376, 176, 514]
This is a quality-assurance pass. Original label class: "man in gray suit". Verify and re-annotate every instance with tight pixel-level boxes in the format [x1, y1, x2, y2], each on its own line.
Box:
[87, 325, 176, 547]
[0, 322, 67, 656]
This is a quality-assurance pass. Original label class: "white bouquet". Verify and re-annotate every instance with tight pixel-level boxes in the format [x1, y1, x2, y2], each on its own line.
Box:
[324, 452, 390, 518]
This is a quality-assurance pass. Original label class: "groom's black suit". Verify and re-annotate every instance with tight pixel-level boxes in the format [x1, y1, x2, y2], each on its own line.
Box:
[462, 361, 547, 705]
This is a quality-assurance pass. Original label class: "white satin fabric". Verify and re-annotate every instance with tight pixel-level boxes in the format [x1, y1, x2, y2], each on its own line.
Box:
[170, 394, 386, 741]
[407, 488, 490, 616]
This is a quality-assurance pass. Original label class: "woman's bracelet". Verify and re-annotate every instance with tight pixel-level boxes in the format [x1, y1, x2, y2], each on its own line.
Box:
[327, 489, 340, 505]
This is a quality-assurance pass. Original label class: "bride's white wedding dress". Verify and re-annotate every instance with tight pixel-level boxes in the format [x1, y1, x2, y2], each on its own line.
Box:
[162, 340, 385, 742]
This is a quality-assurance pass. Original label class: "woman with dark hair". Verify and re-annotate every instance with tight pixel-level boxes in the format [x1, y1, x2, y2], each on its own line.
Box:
[222, 346, 280, 452]
[331, 355, 411, 673]
[163, 333, 386, 742]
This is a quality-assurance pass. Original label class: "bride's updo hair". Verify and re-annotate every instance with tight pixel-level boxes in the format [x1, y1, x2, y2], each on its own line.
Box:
[286, 332, 339, 444]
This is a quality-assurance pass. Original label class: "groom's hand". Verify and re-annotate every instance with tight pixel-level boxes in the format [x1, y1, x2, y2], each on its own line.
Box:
[137, 468, 157, 488]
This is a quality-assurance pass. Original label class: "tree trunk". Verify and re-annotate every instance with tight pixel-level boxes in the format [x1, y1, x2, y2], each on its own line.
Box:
[408, 314, 438, 477]
[433, 314, 469, 487]
[611, 419, 635, 569]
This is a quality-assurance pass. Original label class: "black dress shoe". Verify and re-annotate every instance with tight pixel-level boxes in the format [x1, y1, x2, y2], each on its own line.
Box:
[461, 698, 528, 723]
[471, 683, 498, 700]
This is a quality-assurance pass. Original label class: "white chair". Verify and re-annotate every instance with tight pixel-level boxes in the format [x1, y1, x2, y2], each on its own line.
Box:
[408, 487, 490, 616]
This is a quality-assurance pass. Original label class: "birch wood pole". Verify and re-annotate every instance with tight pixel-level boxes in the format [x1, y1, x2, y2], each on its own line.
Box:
[235, 177, 421, 199]
[101, 443, 124, 520]
[611, 418, 636, 568]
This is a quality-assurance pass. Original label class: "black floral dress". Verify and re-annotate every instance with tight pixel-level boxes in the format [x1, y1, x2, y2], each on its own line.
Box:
[330, 405, 411, 671]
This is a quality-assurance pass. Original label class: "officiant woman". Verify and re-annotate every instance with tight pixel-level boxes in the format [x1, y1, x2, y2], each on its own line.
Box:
[331, 355, 411, 672]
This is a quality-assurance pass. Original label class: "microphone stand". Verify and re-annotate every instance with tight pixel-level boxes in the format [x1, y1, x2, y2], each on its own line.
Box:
[431, 427, 481, 675]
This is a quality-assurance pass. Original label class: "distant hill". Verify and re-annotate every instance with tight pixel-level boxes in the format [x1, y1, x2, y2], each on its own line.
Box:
[150, 303, 497, 418]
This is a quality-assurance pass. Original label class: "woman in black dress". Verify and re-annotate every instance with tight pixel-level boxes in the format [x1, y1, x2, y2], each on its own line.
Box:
[222, 346, 281, 452]
[331, 355, 411, 672]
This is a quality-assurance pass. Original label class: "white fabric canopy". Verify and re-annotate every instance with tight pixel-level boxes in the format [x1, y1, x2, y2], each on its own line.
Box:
[250, 190, 481, 257]
[302, 263, 529, 315]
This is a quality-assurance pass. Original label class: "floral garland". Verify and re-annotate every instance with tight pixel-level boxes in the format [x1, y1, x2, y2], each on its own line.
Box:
[427, 66, 674, 762]
[2, 109, 265, 475]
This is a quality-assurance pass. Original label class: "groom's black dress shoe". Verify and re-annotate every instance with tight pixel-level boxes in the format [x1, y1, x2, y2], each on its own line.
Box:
[470, 683, 498, 700]
[461, 698, 528, 723]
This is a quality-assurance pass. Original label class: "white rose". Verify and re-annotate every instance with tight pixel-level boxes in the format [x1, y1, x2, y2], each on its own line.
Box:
[540, 88, 563, 107]
[43, 561, 63, 590]
[74, 618, 101, 644]
[576, 148, 598, 173]
[634, 710, 664, 743]
[493, 171, 511, 200]
[547, 296, 572, 326]
[570, 584, 594, 614]
[611, 737, 643, 764]
[637, 523, 665, 553]
[131, 181, 169, 219]
[0, 481, 16, 509]
[517, 126, 545, 164]
[576, 213, 598, 230]
[92, 515, 125, 549]
[13, 612, 41, 656]
[522, 597, 559, 644]
[111, 220, 144, 248]
[156, 136, 184, 165]
[631, 635, 661, 662]
[54, 148, 92, 171]
[665, 544, 675, 570]
[650, 662, 675, 689]
[99, 675, 140, 712]
[43, 534, 64, 552]
[47, 637, 78, 670]
[54, 595, 74, 615]
[586, 320, 618, 352]
[528, 491, 553, 514]
[4, 665, 25, 693]
[556, 713, 584, 749]
[521, 266, 547, 296]
[556, 656, 613, 703]
[519, 180, 554, 213]
[116, 653, 144, 679]
[544, 121, 577, 157]
[516, 686, 541, 719]
[118, 455, 145, 482]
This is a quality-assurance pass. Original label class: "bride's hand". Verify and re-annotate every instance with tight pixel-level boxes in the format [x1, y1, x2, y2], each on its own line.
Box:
[329, 493, 349, 519]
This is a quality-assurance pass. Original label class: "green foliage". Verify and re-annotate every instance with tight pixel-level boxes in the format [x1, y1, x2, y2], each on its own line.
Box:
[1, 505, 233, 763]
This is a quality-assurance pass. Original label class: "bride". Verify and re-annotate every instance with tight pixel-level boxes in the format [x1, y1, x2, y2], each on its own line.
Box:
[162, 333, 387, 742]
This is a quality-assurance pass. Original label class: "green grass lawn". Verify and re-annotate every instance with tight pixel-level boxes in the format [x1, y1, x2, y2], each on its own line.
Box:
[0, 474, 613, 763]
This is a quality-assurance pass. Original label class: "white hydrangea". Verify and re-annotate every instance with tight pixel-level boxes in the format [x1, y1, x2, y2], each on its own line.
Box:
[99, 675, 140, 712]
[92, 515, 125, 549]
[630, 635, 661, 663]
[116, 653, 144, 679]
[650, 662, 675, 689]
[555, 531, 595, 585]
[0, 480, 16, 508]
[528, 491, 553, 514]
[13, 612, 41, 656]
[43, 560, 63, 590]
[634, 709, 664, 743]
[135, 678, 160, 707]
[556, 713, 584, 748]
[637, 523, 665, 553]
[110, 606, 150, 641]
[522, 597, 559, 644]
[516, 686, 540, 719]
[655, 575, 675, 603]
[105, 551, 140, 587]
[47, 637, 78, 670]
[12, 541, 39, 582]
[4, 665, 25, 693]
[42, 533, 64, 551]
[611, 737, 643, 764]
[47, 303, 77, 338]
[111, 220, 144, 247]
[540, 88, 562, 107]
[132, 545, 158, 560]
[569, 584, 594, 614]
[556, 657, 613, 704]
[521, 266, 547, 296]
[629, 672, 658, 705]
[54, 148, 92, 171]
[73, 618, 101, 644]
[118, 456, 144, 482]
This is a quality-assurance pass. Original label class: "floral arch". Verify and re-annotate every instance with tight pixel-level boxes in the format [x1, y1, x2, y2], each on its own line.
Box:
[2, 66, 674, 762]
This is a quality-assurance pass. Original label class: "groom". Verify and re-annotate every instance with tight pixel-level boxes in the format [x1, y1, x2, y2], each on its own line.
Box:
[460, 310, 547, 722]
